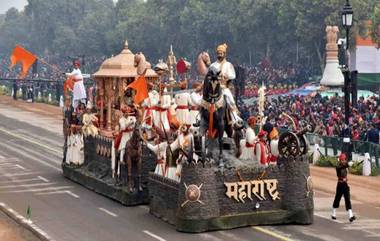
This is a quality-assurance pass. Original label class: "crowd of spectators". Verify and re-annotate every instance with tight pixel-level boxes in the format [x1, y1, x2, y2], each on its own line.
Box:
[240, 59, 315, 98]
[1, 53, 378, 144]
[239, 93, 380, 144]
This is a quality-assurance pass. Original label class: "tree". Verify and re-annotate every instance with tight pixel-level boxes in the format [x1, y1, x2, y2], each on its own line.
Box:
[370, 3, 380, 47]
[0, 8, 30, 54]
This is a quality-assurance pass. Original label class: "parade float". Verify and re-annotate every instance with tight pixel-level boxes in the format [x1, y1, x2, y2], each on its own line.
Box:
[62, 40, 158, 205]
[62, 40, 313, 231]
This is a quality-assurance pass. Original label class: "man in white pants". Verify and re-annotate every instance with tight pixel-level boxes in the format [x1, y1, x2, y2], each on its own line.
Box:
[66, 60, 87, 110]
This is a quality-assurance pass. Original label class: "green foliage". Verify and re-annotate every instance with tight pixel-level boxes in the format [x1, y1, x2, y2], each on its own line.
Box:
[349, 161, 380, 176]
[0, 0, 377, 71]
[315, 155, 339, 167]
[370, 3, 380, 47]
[348, 161, 362, 175]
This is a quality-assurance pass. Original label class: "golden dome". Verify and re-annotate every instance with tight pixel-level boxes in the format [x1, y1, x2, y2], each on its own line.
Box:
[93, 40, 157, 78]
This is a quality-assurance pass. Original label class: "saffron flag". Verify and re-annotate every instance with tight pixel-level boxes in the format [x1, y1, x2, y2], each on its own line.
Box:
[64, 77, 75, 96]
[9, 45, 37, 79]
[127, 75, 149, 104]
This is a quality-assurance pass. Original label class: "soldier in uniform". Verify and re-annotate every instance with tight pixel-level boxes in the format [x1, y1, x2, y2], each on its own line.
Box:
[331, 153, 356, 222]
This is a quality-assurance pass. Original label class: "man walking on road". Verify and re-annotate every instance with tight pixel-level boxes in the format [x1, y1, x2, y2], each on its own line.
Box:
[331, 153, 356, 222]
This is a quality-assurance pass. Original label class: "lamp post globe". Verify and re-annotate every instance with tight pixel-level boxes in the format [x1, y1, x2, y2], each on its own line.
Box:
[341, 0, 353, 29]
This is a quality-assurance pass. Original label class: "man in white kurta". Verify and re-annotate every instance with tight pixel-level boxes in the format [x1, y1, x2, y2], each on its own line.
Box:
[240, 116, 257, 161]
[158, 88, 171, 132]
[141, 89, 160, 140]
[66, 60, 87, 109]
[147, 140, 168, 176]
[175, 91, 191, 125]
[112, 110, 135, 177]
[209, 43, 236, 84]
[167, 125, 194, 182]
[188, 82, 202, 126]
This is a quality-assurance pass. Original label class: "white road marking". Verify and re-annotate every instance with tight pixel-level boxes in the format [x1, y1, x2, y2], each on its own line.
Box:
[0, 141, 61, 171]
[66, 191, 80, 199]
[35, 190, 68, 195]
[0, 186, 72, 193]
[143, 230, 167, 241]
[37, 176, 49, 182]
[0, 162, 17, 166]
[314, 212, 344, 224]
[1, 172, 40, 177]
[344, 226, 380, 230]
[0, 178, 39, 184]
[0, 182, 54, 189]
[0, 127, 61, 155]
[15, 164, 27, 170]
[0, 157, 20, 162]
[0, 154, 5, 159]
[0, 165, 21, 170]
[98, 207, 118, 217]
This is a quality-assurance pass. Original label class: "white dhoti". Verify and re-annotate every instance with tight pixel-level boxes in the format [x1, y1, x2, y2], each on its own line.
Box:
[189, 92, 202, 125]
[239, 127, 256, 161]
[71, 134, 84, 165]
[147, 142, 168, 176]
[65, 135, 74, 164]
[175, 92, 190, 125]
[269, 139, 279, 165]
[73, 81, 87, 100]
[67, 68, 87, 109]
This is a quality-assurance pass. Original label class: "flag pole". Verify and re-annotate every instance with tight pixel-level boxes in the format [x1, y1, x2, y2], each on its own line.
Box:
[38, 58, 63, 76]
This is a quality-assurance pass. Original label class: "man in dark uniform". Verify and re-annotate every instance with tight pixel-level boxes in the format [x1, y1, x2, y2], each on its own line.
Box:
[331, 153, 356, 222]
[13, 80, 18, 100]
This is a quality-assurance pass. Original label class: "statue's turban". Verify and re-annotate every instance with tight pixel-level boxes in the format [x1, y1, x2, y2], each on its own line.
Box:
[216, 43, 228, 53]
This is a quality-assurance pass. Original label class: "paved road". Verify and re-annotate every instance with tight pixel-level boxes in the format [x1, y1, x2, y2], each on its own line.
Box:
[0, 104, 379, 241]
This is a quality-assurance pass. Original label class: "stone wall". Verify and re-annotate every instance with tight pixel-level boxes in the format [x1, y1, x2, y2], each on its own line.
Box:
[63, 135, 156, 205]
[149, 155, 314, 232]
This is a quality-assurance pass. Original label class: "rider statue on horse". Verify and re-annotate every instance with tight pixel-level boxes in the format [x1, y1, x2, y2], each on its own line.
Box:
[197, 43, 242, 169]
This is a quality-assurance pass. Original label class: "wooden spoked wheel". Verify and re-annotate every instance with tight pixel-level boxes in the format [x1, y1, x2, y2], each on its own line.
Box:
[278, 132, 300, 158]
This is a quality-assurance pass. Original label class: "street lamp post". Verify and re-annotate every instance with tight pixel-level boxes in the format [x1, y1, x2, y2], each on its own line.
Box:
[341, 0, 353, 160]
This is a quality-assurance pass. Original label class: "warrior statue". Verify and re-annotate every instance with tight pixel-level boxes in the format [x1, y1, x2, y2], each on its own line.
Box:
[209, 43, 241, 137]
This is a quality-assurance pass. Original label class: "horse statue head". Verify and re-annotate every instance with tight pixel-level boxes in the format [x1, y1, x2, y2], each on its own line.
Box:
[134, 52, 151, 76]
[197, 51, 211, 77]
[202, 66, 221, 104]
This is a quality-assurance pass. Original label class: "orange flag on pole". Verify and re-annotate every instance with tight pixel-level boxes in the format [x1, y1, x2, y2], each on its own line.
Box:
[127, 75, 149, 104]
[9, 45, 37, 79]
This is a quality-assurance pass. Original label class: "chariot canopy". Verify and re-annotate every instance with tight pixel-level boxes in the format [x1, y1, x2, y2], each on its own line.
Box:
[93, 40, 158, 136]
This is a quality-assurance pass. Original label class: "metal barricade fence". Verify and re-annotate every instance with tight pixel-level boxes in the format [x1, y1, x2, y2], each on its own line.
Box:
[305, 133, 380, 167]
